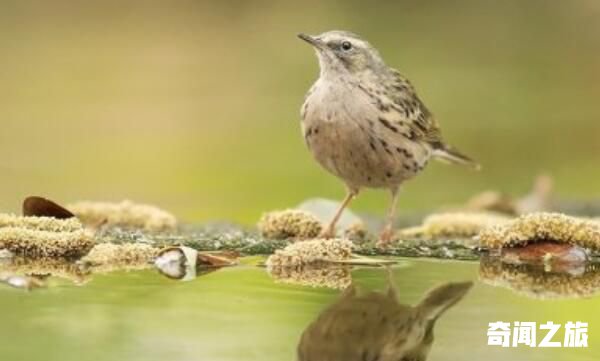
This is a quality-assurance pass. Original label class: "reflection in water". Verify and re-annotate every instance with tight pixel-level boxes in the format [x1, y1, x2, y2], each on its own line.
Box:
[0, 272, 46, 290]
[479, 257, 600, 299]
[268, 265, 352, 290]
[297, 273, 472, 361]
[0, 257, 90, 285]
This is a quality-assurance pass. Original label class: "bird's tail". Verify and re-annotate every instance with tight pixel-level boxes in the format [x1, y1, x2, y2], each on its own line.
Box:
[432, 143, 480, 170]
[415, 282, 473, 321]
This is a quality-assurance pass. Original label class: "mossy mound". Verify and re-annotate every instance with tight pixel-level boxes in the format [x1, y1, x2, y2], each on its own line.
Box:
[478, 213, 600, 250]
[0, 214, 94, 258]
[258, 210, 323, 239]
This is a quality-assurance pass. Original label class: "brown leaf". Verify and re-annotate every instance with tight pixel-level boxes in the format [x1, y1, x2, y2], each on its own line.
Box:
[23, 196, 75, 219]
[197, 252, 238, 267]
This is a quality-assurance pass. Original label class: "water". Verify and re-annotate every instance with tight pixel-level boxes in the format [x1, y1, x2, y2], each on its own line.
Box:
[0, 258, 598, 361]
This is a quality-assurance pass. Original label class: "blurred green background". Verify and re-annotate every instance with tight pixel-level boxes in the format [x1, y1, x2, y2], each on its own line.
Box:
[1, 0, 599, 223]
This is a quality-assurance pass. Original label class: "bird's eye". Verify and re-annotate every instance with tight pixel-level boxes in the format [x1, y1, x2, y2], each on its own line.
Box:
[341, 41, 353, 51]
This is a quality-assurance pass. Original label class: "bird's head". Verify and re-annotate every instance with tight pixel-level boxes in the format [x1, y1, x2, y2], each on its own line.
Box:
[298, 30, 386, 78]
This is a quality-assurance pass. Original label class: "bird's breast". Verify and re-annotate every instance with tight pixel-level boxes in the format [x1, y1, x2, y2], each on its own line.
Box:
[300, 79, 430, 189]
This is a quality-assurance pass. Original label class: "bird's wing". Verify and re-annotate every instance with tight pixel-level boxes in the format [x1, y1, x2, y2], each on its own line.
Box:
[382, 69, 444, 146]
[376, 70, 479, 168]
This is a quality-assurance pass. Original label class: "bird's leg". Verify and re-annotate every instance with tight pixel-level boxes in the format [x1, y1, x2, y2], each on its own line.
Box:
[378, 187, 400, 247]
[319, 188, 358, 239]
[385, 266, 398, 300]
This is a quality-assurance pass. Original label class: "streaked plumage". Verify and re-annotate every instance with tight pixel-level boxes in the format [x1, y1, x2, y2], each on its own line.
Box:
[299, 30, 478, 243]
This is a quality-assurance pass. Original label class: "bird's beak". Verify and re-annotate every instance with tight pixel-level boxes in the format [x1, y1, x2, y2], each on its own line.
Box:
[298, 33, 325, 49]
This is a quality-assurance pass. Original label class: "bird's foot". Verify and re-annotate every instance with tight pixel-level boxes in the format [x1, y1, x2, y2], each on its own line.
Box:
[376, 227, 395, 248]
[318, 226, 337, 239]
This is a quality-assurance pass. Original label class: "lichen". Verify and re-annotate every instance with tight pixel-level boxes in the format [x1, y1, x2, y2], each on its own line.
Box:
[81, 243, 158, 267]
[258, 209, 323, 239]
[397, 212, 510, 239]
[343, 221, 369, 242]
[0, 214, 82, 232]
[268, 265, 352, 290]
[0, 214, 94, 258]
[480, 258, 600, 299]
[266, 239, 353, 267]
[67, 200, 177, 231]
[477, 212, 600, 250]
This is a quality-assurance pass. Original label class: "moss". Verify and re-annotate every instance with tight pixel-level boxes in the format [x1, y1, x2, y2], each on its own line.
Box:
[257, 209, 322, 239]
[397, 212, 510, 239]
[479, 257, 600, 299]
[268, 265, 352, 290]
[266, 239, 353, 267]
[0, 214, 82, 232]
[0, 215, 94, 258]
[81, 243, 158, 268]
[67, 200, 177, 231]
[343, 221, 369, 242]
[478, 212, 600, 250]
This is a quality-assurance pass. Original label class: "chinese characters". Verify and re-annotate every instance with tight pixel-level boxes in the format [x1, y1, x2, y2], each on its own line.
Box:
[487, 321, 588, 348]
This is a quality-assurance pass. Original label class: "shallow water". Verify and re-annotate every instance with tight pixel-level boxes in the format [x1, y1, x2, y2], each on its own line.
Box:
[1, 258, 598, 361]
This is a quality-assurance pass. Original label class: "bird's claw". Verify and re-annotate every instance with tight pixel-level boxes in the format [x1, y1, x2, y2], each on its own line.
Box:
[318, 226, 336, 239]
[377, 227, 395, 248]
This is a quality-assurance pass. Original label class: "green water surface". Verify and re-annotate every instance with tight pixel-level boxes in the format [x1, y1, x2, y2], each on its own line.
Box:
[0, 258, 597, 361]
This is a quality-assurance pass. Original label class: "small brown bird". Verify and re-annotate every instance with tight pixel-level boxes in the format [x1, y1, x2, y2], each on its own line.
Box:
[297, 277, 473, 361]
[299, 31, 479, 243]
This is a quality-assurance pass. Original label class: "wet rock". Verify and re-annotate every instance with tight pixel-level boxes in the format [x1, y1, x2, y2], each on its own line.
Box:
[499, 242, 590, 267]
[358, 238, 482, 261]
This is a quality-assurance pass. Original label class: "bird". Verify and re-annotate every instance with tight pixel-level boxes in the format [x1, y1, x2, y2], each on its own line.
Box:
[298, 30, 479, 244]
[297, 273, 473, 361]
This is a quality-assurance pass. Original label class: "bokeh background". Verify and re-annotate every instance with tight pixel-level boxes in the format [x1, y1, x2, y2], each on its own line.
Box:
[1, 0, 599, 223]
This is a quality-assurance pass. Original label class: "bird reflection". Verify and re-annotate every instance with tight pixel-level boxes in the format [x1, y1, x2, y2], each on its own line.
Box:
[297, 272, 472, 361]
